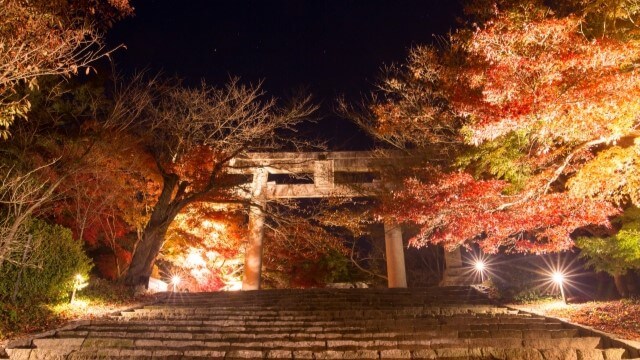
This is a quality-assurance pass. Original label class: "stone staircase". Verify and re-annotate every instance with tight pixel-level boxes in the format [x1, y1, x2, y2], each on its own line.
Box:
[3, 286, 637, 359]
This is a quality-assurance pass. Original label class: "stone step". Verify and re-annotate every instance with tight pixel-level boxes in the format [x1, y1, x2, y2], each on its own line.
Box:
[158, 297, 491, 304]
[52, 328, 579, 343]
[23, 334, 602, 353]
[117, 306, 532, 314]
[116, 308, 531, 318]
[153, 300, 493, 308]
[71, 321, 566, 335]
[106, 316, 552, 329]
[6, 346, 626, 360]
[115, 310, 519, 320]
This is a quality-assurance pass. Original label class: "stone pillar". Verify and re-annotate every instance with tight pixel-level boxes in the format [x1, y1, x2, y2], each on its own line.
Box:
[242, 168, 269, 290]
[445, 247, 464, 268]
[440, 247, 473, 286]
[383, 221, 407, 288]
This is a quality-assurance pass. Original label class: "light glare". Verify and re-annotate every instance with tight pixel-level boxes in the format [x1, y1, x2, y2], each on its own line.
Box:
[171, 275, 181, 285]
[552, 272, 564, 284]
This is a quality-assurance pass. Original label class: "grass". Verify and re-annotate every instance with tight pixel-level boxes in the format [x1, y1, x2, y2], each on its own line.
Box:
[0, 277, 161, 342]
[510, 297, 640, 341]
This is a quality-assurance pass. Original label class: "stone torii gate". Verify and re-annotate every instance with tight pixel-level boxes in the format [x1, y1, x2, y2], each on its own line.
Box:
[229, 151, 408, 290]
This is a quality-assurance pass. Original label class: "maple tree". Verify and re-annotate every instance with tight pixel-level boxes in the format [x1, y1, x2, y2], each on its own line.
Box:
[0, 0, 133, 138]
[51, 134, 160, 280]
[0, 79, 97, 270]
[106, 76, 316, 287]
[358, 0, 640, 255]
[0, 74, 160, 283]
[260, 201, 354, 288]
[159, 199, 360, 290]
[1, 0, 134, 276]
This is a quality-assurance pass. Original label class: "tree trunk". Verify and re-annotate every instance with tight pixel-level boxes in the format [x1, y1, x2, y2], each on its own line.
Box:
[596, 272, 618, 299]
[626, 271, 639, 297]
[123, 174, 185, 287]
[123, 221, 172, 286]
[613, 273, 629, 298]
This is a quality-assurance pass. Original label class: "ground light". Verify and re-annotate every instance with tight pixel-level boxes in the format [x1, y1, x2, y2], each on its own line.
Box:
[171, 275, 181, 292]
[552, 271, 567, 304]
[474, 260, 487, 282]
[468, 253, 491, 284]
[70, 274, 88, 304]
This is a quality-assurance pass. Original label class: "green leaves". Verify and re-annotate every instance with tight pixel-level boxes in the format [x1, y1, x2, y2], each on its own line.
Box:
[456, 131, 532, 192]
[577, 207, 640, 275]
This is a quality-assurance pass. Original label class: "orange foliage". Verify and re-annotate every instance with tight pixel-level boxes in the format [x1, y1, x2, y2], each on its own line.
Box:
[51, 133, 160, 278]
[366, 1, 640, 253]
[161, 204, 247, 290]
[458, 11, 640, 147]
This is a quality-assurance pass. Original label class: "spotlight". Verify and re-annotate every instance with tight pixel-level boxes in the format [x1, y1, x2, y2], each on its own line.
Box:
[473, 259, 487, 282]
[171, 276, 181, 292]
[551, 271, 566, 303]
[552, 272, 564, 285]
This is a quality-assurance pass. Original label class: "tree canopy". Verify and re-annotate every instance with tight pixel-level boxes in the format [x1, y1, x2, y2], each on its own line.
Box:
[359, 0, 640, 254]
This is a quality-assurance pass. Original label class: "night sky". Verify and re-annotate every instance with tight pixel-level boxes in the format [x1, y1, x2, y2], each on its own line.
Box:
[106, 0, 462, 149]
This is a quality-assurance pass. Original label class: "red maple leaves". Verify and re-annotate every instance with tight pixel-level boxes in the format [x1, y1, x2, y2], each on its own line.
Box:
[369, 1, 640, 253]
[387, 172, 617, 254]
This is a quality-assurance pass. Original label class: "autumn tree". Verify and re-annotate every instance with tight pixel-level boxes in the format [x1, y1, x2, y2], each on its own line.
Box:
[0, 0, 132, 138]
[0, 79, 94, 270]
[0, 0, 133, 278]
[0, 72, 158, 284]
[51, 134, 160, 279]
[110, 76, 316, 287]
[0, 163, 61, 269]
[355, 0, 640, 255]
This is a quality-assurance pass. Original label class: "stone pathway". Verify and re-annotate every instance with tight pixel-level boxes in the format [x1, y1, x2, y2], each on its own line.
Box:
[3, 286, 638, 359]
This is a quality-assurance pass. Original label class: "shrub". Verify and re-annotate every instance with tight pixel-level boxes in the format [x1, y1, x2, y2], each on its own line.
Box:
[490, 264, 546, 301]
[0, 218, 92, 304]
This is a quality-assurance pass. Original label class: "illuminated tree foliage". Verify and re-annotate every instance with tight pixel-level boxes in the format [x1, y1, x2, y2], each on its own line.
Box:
[0, 0, 132, 138]
[361, 0, 640, 254]
[161, 204, 247, 291]
[52, 134, 160, 280]
[0, 79, 102, 270]
[576, 207, 640, 290]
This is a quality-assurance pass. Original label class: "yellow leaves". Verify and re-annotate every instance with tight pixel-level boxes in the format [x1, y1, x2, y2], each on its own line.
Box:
[568, 146, 640, 205]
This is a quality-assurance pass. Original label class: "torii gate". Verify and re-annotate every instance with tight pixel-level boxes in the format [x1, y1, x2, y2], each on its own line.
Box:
[229, 151, 408, 290]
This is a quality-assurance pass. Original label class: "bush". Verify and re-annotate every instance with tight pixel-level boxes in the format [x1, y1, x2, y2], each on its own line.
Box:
[490, 264, 546, 301]
[486, 254, 562, 302]
[0, 218, 92, 304]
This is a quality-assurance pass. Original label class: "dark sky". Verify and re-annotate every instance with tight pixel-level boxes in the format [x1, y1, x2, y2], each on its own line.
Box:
[106, 0, 462, 149]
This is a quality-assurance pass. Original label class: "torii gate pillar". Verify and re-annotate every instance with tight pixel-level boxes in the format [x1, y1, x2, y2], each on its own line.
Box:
[242, 168, 268, 290]
[384, 221, 407, 288]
